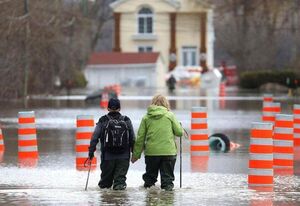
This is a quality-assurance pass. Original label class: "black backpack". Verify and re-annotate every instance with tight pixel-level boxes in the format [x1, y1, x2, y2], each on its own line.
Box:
[103, 115, 129, 154]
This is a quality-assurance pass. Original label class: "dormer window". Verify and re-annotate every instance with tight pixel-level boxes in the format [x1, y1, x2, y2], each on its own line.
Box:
[138, 7, 153, 34]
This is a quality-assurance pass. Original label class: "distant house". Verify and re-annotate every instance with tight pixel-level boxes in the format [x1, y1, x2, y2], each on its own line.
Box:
[85, 52, 165, 89]
[110, 0, 214, 70]
[85, 0, 214, 90]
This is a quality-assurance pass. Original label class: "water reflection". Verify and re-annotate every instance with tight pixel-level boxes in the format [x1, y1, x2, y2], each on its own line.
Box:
[249, 193, 274, 206]
[190, 156, 209, 173]
[100, 190, 130, 205]
[145, 189, 175, 206]
[169, 99, 177, 110]
[18, 158, 38, 168]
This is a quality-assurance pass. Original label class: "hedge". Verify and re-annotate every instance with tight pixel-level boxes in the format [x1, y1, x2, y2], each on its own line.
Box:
[239, 70, 300, 89]
[73, 70, 87, 88]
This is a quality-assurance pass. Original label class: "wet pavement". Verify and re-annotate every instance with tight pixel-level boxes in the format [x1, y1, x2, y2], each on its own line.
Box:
[0, 89, 300, 205]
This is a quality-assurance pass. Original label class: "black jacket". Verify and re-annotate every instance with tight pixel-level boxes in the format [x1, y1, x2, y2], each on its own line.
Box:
[89, 111, 135, 161]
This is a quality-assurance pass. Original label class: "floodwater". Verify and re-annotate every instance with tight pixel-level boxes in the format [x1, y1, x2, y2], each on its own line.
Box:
[1, 88, 300, 205]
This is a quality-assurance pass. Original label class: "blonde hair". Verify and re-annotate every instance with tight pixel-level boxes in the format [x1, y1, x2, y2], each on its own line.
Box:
[151, 94, 170, 110]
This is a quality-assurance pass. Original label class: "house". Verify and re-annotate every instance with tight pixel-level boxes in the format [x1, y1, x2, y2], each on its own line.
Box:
[110, 0, 214, 70]
[85, 52, 165, 89]
[84, 0, 214, 90]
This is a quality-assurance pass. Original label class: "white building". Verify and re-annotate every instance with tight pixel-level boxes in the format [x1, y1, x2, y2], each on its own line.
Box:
[85, 52, 165, 89]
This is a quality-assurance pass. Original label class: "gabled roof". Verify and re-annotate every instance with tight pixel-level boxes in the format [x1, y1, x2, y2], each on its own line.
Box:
[88, 52, 160, 65]
[110, 0, 180, 10]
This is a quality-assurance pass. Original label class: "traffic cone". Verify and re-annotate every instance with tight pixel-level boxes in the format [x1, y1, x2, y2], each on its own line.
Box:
[76, 115, 97, 171]
[230, 141, 241, 151]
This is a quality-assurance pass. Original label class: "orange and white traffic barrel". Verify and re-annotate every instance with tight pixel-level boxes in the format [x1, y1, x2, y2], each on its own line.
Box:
[0, 127, 4, 152]
[190, 107, 209, 155]
[219, 82, 226, 97]
[263, 94, 273, 102]
[248, 122, 273, 187]
[18, 111, 38, 159]
[273, 114, 294, 175]
[262, 102, 281, 123]
[294, 104, 300, 146]
[113, 84, 121, 96]
[76, 115, 97, 170]
[0, 128, 4, 162]
[190, 107, 209, 172]
[219, 82, 226, 109]
[100, 92, 109, 108]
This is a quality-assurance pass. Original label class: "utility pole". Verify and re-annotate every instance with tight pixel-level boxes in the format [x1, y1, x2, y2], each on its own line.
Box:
[24, 0, 28, 13]
[23, 0, 29, 107]
[82, 0, 88, 16]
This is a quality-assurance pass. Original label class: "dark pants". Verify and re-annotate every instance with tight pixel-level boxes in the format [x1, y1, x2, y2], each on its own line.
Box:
[143, 155, 176, 190]
[99, 158, 130, 189]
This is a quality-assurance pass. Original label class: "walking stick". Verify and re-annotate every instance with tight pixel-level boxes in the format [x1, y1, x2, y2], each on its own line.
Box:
[179, 123, 189, 189]
[180, 133, 182, 188]
[84, 158, 92, 191]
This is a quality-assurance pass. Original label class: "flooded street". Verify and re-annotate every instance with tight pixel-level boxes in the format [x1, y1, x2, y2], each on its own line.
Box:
[1, 90, 300, 205]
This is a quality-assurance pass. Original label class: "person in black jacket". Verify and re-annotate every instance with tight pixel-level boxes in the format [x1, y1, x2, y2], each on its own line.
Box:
[167, 74, 177, 94]
[88, 98, 135, 190]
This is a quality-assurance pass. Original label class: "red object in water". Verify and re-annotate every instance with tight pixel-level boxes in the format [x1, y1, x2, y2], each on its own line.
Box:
[220, 61, 238, 86]
[100, 92, 109, 108]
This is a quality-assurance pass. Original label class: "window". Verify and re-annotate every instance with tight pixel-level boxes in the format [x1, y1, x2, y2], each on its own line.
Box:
[138, 46, 153, 53]
[182, 47, 198, 66]
[138, 7, 153, 34]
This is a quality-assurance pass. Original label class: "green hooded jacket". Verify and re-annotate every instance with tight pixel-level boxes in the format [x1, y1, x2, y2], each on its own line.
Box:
[133, 105, 183, 158]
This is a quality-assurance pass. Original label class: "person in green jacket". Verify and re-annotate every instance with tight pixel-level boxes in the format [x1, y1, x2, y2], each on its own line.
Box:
[131, 94, 183, 191]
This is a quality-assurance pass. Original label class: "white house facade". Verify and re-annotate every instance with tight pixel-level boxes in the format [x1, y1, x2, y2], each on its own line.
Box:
[110, 0, 215, 71]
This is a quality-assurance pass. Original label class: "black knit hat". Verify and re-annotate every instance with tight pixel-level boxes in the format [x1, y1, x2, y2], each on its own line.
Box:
[108, 98, 120, 110]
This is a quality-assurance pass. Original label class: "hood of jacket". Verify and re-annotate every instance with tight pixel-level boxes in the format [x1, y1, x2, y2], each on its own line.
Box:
[147, 105, 168, 119]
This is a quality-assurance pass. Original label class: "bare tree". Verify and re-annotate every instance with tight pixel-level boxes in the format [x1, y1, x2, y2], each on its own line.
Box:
[0, 0, 113, 100]
[197, 0, 300, 72]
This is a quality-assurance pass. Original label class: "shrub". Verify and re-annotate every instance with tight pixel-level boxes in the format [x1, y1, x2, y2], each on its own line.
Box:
[61, 70, 87, 89]
[73, 70, 88, 88]
[239, 70, 300, 89]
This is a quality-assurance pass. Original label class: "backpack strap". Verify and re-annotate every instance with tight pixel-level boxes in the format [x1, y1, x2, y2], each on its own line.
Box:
[120, 115, 128, 129]
[106, 114, 124, 121]
[105, 115, 112, 130]
[105, 114, 127, 128]
[106, 114, 112, 120]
